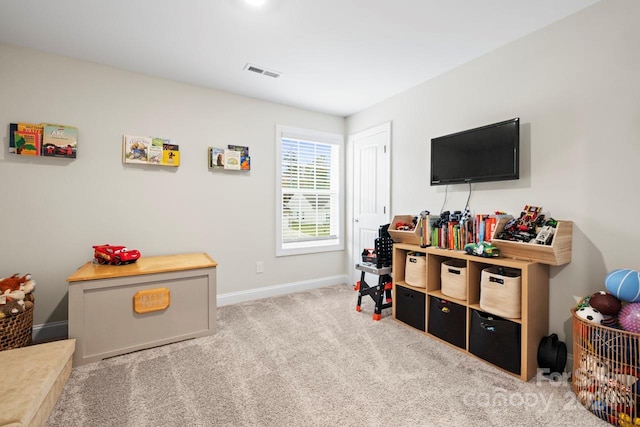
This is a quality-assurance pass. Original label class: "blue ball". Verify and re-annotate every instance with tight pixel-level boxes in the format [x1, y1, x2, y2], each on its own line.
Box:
[605, 269, 640, 303]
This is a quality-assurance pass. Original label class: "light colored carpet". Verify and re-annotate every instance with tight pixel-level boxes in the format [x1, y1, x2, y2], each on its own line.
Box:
[46, 284, 609, 427]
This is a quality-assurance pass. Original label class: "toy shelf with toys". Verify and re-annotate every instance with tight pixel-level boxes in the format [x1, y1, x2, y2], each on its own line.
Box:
[392, 242, 550, 381]
[386, 205, 574, 382]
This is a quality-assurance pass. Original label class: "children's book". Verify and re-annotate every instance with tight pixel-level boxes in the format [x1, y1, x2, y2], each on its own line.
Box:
[123, 135, 151, 163]
[208, 146, 225, 168]
[148, 138, 167, 164]
[240, 156, 250, 170]
[227, 144, 249, 157]
[10, 123, 44, 155]
[162, 143, 180, 166]
[224, 149, 241, 170]
[9, 123, 17, 154]
[14, 130, 41, 155]
[42, 124, 77, 158]
[227, 144, 250, 170]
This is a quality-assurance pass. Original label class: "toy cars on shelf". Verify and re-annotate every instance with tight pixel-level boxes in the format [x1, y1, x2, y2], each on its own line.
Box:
[464, 241, 500, 257]
[92, 244, 141, 265]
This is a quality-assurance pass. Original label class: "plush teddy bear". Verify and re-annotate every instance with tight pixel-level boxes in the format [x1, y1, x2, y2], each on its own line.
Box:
[0, 300, 24, 318]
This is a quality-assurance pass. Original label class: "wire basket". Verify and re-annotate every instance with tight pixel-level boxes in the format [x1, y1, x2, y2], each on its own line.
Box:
[571, 308, 640, 425]
[0, 304, 34, 350]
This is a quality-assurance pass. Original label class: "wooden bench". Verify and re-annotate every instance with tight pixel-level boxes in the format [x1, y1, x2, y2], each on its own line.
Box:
[0, 339, 75, 427]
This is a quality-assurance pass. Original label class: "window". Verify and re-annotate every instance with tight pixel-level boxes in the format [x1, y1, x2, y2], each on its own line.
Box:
[275, 125, 344, 256]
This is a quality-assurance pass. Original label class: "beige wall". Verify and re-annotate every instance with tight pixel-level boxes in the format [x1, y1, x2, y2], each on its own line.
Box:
[347, 0, 640, 345]
[0, 44, 345, 328]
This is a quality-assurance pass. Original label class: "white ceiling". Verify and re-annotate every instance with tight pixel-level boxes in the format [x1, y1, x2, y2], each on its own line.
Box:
[0, 0, 599, 117]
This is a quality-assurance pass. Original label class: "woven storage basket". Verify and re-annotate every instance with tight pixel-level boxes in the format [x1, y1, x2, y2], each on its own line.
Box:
[441, 259, 467, 300]
[0, 304, 33, 350]
[405, 252, 426, 288]
[479, 266, 521, 319]
[571, 309, 640, 426]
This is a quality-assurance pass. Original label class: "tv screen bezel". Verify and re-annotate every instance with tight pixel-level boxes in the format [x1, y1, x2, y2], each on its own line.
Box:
[430, 117, 520, 186]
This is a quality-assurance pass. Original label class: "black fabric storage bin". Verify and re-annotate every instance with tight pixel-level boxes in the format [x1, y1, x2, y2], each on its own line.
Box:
[469, 309, 521, 375]
[427, 296, 466, 349]
[395, 285, 425, 331]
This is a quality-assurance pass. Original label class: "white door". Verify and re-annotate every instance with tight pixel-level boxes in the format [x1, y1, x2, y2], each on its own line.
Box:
[350, 122, 391, 284]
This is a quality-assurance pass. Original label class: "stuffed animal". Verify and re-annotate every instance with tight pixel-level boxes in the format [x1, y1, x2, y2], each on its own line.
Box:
[0, 274, 31, 293]
[0, 300, 24, 318]
[0, 274, 36, 316]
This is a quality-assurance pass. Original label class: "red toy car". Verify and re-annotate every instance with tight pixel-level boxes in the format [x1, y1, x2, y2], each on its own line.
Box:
[92, 244, 141, 265]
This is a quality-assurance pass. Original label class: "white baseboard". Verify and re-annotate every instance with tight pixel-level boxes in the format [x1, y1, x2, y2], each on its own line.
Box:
[217, 275, 349, 307]
[31, 276, 350, 339]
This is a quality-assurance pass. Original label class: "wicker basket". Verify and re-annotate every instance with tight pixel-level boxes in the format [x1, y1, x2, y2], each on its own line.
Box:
[405, 252, 426, 288]
[571, 308, 640, 426]
[441, 259, 467, 300]
[479, 266, 521, 319]
[0, 305, 33, 350]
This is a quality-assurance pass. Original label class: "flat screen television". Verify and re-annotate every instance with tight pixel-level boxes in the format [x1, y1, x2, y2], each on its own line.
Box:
[430, 118, 520, 186]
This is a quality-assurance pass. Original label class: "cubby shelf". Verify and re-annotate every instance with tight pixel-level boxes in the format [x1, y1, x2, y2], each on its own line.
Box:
[392, 242, 550, 381]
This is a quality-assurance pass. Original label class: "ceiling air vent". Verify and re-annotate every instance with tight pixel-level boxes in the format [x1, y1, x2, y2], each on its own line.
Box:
[244, 63, 281, 78]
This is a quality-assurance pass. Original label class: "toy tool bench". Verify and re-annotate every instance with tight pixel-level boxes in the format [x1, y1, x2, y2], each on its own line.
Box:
[354, 262, 392, 320]
[354, 224, 394, 320]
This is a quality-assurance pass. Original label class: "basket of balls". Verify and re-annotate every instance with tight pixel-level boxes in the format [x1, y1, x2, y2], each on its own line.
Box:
[571, 269, 640, 426]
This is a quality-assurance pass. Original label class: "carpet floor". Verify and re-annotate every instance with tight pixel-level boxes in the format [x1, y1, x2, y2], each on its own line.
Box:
[46, 284, 610, 426]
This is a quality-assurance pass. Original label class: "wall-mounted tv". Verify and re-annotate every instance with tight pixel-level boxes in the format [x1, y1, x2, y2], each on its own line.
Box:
[430, 118, 519, 186]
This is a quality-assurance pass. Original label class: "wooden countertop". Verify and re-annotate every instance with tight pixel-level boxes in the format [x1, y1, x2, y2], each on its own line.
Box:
[67, 253, 217, 283]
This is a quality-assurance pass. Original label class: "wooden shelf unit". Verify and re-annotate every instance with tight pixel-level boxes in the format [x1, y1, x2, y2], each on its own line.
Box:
[392, 243, 549, 381]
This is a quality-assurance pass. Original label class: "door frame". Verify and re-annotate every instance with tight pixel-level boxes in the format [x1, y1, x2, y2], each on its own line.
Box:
[347, 122, 391, 284]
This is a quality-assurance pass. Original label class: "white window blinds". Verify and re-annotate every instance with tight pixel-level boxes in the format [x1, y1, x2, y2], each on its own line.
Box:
[276, 126, 343, 256]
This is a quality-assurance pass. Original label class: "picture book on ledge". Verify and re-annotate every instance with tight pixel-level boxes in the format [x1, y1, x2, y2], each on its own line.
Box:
[9, 122, 78, 158]
[123, 135, 180, 167]
[208, 144, 250, 170]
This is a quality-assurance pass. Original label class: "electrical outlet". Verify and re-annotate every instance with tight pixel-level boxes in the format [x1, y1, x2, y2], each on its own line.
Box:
[256, 261, 264, 273]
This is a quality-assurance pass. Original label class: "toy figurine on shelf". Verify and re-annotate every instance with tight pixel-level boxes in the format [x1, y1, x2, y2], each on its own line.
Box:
[92, 244, 141, 265]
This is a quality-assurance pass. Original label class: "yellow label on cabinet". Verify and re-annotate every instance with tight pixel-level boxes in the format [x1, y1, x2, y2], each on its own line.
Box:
[133, 288, 170, 314]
